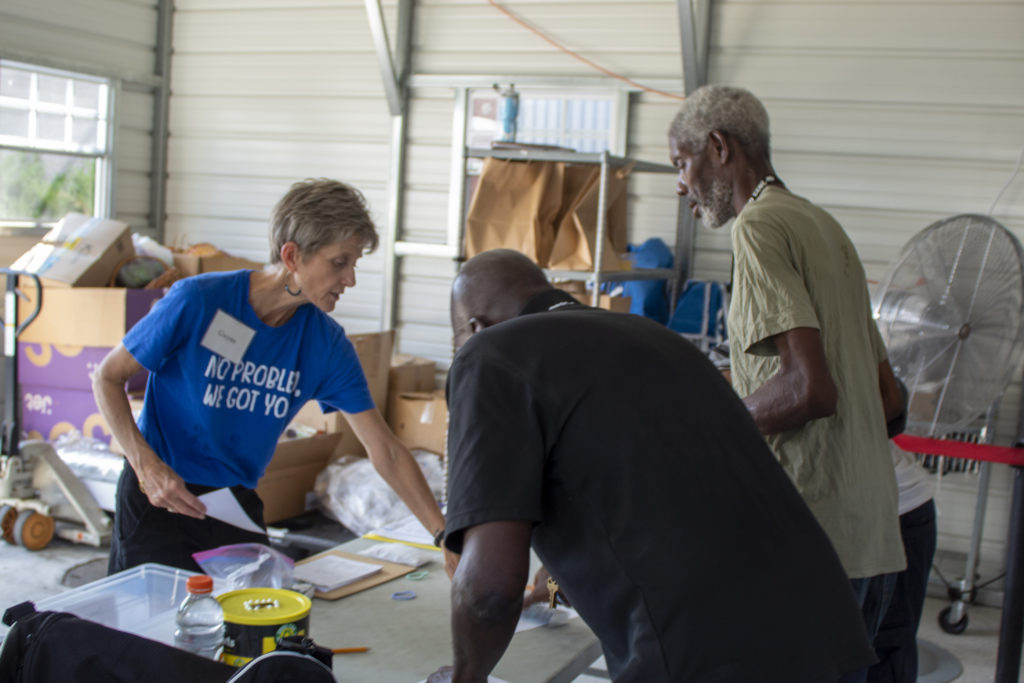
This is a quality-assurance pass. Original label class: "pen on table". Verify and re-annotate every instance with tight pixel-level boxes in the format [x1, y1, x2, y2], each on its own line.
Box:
[332, 647, 370, 654]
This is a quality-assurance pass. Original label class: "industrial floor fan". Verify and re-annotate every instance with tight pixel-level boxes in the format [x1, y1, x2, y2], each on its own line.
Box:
[872, 213, 1024, 634]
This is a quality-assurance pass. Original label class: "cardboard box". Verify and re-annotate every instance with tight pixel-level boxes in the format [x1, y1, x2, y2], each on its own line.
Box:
[10, 213, 135, 287]
[18, 342, 147, 392]
[595, 294, 631, 313]
[389, 390, 448, 457]
[21, 385, 112, 444]
[287, 330, 395, 456]
[256, 432, 344, 523]
[16, 286, 165, 347]
[172, 253, 264, 277]
[387, 354, 436, 422]
[552, 281, 631, 312]
[567, 291, 632, 312]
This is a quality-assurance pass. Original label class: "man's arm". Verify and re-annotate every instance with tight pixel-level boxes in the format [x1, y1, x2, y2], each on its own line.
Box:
[743, 327, 838, 435]
[449, 520, 532, 683]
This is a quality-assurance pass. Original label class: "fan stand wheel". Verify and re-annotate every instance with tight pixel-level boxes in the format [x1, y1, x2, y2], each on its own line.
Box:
[938, 605, 969, 635]
[13, 509, 55, 551]
[0, 504, 17, 543]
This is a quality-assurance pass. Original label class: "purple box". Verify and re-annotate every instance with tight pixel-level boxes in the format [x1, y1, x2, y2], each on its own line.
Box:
[17, 343, 148, 393]
[21, 385, 113, 444]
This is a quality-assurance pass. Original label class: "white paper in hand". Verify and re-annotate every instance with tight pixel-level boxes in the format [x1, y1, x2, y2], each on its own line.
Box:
[198, 488, 265, 534]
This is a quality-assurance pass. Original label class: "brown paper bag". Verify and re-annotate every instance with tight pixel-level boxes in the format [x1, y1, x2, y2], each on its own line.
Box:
[547, 163, 632, 271]
[464, 158, 565, 266]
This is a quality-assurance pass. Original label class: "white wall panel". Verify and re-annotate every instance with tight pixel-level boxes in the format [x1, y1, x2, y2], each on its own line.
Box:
[0, 0, 158, 82]
[167, 1, 395, 332]
[413, 1, 680, 77]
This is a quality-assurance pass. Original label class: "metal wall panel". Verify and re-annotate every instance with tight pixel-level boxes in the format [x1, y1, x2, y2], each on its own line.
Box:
[166, 1, 396, 333]
[0, 0, 158, 82]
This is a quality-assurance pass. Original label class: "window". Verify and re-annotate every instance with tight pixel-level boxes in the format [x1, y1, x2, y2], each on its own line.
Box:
[0, 61, 113, 228]
[467, 88, 618, 152]
[462, 86, 624, 202]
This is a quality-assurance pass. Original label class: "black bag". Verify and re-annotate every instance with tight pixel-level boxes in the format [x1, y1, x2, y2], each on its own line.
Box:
[227, 650, 336, 682]
[1, 602, 337, 683]
[0, 602, 234, 683]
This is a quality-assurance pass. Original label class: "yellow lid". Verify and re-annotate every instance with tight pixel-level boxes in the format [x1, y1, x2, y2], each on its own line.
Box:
[217, 588, 312, 626]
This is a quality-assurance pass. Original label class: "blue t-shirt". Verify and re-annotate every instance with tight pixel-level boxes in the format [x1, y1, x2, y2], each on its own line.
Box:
[123, 270, 374, 488]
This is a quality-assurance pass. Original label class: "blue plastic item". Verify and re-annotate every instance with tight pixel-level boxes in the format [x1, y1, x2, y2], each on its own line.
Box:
[668, 280, 729, 351]
[620, 238, 674, 324]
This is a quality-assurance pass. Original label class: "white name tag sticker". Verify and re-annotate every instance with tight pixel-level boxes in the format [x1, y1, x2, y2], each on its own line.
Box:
[200, 310, 255, 364]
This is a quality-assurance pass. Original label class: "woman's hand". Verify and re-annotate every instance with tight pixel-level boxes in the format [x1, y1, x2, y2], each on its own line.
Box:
[135, 453, 207, 519]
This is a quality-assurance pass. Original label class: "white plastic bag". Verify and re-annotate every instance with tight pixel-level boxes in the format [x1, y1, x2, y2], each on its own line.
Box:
[314, 450, 444, 536]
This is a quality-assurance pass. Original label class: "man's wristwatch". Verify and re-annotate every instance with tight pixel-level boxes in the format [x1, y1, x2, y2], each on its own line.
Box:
[433, 529, 446, 548]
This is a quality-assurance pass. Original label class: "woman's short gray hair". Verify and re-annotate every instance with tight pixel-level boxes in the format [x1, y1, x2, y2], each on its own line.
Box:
[669, 85, 771, 161]
[269, 178, 379, 264]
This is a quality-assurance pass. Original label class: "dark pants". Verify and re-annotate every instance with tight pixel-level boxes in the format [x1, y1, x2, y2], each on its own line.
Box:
[837, 571, 898, 683]
[108, 464, 270, 575]
[866, 499, 938, 683]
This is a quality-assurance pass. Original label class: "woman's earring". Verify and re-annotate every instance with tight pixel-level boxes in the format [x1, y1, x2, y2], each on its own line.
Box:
[285, 279, 302, 297]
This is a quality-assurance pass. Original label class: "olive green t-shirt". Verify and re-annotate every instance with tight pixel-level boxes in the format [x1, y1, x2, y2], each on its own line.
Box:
[728, 185, 905, 578]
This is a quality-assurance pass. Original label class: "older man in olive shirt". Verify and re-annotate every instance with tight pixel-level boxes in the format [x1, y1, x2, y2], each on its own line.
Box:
[669, 85, 906, 683]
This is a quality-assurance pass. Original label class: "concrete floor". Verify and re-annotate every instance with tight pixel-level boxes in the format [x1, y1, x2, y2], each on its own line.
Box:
[0, 537, 1011, 682]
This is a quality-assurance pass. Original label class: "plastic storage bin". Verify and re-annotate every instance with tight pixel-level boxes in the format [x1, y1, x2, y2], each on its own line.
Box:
[23, 563, 222, 646]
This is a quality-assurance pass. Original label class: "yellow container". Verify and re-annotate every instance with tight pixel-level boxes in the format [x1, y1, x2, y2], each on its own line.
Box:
[217, 588, 312, 667]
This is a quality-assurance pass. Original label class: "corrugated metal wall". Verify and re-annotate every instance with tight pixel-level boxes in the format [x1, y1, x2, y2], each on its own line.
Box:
[166, 0, 398, 334]
[166, 0, 1024, 590]
[0, 0, 160, 232]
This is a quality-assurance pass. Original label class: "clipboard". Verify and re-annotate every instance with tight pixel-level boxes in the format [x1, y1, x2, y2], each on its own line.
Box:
[295, 548, 417, 600]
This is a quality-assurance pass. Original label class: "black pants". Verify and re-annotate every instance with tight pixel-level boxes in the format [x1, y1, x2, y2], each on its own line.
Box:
[108, 464, 270, 575]
[866, 499, 938, 683]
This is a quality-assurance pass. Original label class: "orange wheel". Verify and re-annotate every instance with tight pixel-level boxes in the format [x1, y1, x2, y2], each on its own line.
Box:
[14, 509, 54, 551]
[0, 504, 16, 544]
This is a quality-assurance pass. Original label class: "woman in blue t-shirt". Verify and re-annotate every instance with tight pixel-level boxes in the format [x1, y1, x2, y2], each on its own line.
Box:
[94, 178, 449, 575]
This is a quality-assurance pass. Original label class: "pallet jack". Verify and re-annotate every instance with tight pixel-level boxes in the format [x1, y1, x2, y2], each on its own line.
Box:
[0, 269, 111, 550]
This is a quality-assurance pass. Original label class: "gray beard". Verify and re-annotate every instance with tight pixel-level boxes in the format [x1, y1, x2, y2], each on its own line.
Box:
[700, 176, 737, 229]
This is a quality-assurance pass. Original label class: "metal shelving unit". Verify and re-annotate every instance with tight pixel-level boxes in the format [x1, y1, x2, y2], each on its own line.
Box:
[465, 147, 682, 308]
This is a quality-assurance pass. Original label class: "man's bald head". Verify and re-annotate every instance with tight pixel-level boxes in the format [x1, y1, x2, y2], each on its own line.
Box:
[450, 249, 553, 351]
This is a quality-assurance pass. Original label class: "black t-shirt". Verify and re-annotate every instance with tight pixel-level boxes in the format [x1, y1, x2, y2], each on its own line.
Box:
[445, 290, 875, 683]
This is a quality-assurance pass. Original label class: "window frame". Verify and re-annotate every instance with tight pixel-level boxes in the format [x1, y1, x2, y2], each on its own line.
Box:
[0, 59, 116, 230]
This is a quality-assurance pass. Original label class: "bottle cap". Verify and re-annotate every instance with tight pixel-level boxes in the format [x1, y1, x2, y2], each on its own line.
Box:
[186, 574, 214, 594]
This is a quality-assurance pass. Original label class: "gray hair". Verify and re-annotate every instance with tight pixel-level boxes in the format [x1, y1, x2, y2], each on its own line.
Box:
[269, 178, 379, 264]
[669, 85, 771, 161]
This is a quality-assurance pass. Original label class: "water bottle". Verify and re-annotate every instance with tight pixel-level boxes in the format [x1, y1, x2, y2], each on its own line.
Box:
[174, 574, 225, 660]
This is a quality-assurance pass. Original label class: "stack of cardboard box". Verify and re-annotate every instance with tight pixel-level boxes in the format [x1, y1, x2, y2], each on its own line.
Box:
[11, 214, 158, 443]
